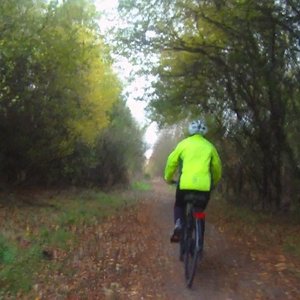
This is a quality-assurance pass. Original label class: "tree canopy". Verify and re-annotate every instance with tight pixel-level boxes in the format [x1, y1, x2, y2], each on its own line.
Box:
[117, 0, 300, 210]
[0, 0, 146, 186]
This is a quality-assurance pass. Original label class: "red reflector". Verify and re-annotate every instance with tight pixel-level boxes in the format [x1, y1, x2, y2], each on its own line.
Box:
[193, 212, 206, 219]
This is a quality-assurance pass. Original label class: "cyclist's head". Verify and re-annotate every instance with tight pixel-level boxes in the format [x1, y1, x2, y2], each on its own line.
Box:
[188, 119, 208, 136]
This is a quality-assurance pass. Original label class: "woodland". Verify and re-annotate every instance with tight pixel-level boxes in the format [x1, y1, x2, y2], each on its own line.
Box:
[116, 0, 300, 211]
[0, 0, 146, 188]
[1, 1, 300, 297]
[0, 0, 300, 211]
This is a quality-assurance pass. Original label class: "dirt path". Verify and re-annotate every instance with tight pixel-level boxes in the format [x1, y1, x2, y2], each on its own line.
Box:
[149, 179, 300, 300]
[140, 178, 266, 300]
[36, 179, 300, 299]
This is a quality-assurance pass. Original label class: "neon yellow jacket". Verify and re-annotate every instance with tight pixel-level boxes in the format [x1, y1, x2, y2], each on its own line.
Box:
[164, 134, 222, 191]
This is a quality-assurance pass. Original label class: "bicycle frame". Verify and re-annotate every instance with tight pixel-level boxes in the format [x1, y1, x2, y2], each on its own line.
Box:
[180, 201, 206, 288]
[193, 210, 206, 251]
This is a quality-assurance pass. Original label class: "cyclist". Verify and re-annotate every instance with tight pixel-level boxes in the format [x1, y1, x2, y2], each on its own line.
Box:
[164, 119, 222, 242]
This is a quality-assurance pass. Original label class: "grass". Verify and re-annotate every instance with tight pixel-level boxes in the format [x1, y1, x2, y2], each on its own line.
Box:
[0, 236, 42, 292]
[131, 180, 151, 191]
[0, 235, 18, 264]
[0, 188, 136, 295]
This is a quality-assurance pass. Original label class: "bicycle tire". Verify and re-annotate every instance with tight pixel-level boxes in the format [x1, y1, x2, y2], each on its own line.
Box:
[179, 235, 184, 262]
[184, 217, 200, 288]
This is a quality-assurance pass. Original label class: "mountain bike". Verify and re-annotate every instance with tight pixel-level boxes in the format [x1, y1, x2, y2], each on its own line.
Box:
[179, 193, 206, 288]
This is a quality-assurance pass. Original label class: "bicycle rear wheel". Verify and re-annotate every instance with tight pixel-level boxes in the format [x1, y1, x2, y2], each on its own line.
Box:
[184, 219, 200, 288]
[179, 235, 184, 262]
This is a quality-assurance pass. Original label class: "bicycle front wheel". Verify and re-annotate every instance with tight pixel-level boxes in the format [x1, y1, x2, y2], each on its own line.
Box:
[184, 220, 200, 288]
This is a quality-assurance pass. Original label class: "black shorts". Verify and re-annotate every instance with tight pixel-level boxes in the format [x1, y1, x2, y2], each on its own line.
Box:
[175, 186, 210, 210]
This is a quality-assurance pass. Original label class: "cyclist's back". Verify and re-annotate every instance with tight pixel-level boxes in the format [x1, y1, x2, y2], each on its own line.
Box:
[164, 119, 222, 242]
[165, 134, 221, 192]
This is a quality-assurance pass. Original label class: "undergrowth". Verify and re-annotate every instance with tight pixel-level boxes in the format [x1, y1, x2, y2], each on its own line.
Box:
[131, 180, 151, 191]
[0, 188, 136, 296]
[208, 195, 300, 258]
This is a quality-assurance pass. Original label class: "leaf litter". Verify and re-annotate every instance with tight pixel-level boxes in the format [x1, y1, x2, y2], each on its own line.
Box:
[1, 181, 300, 299]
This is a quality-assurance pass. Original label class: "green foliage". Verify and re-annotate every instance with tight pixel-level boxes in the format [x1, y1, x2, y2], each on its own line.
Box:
[0, 235, 42, 293]
[117, 0, 300, 210]
[59, 99, 146, 186]
[0, 0, 123, 185]
[0, 0, 146, 187]
[94, 100, 147, 185]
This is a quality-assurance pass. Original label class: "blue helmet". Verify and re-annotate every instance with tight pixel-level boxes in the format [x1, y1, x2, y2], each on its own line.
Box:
[188, 119, 208, 135]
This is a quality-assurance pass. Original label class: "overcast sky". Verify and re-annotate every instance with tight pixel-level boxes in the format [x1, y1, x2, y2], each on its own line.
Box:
[95, 0, 158, 157]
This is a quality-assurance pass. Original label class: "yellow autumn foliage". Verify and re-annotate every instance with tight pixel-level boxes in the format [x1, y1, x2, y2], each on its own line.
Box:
[67, 28, 121, 145]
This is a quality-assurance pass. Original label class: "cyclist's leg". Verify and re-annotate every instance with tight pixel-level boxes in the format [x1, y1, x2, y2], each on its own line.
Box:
[174, 186, 185, 224]
[171, 187, 185, 243]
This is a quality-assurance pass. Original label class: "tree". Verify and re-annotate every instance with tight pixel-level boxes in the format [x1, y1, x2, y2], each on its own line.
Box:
[60, 99, 146, 186]
[117, 0, 300, 210]
[0, 0, 120, 184]
[147, 125, 184, 177]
